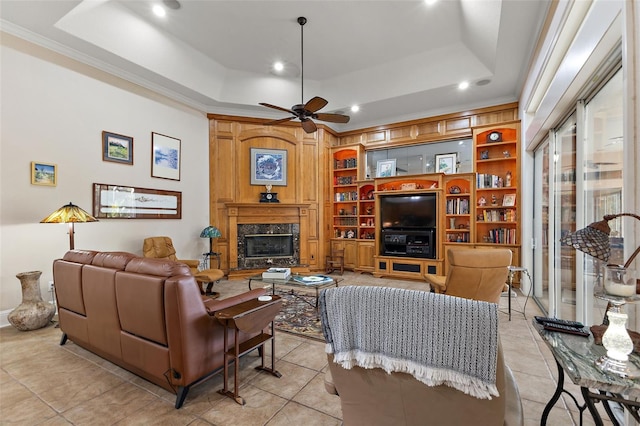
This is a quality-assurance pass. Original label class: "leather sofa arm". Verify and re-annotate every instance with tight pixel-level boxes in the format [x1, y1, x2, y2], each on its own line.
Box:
[203, 288, 267, 315]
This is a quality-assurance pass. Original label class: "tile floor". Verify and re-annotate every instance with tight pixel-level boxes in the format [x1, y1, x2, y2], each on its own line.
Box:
[0, 272, 616, 425]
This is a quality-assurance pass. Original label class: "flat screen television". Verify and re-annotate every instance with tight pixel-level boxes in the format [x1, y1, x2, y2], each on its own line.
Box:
[379, 193, 437, 229]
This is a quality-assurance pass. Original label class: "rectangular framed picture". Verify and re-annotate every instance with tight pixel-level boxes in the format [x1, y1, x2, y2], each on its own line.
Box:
[435, 153, 457, 174]
[376, 159, 396, 177]
[250, 148, 287, 186]
[102, 131, 133, 165]
[31, 162, 57, 186]
[151, 132, 181, 181]
[502, 193, 516, 207]
[93, 183, 181, 219]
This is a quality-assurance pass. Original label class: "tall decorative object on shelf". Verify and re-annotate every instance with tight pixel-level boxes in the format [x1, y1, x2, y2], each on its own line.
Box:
[41, 202, 98, 250]
[8, 271, 55, 331]
[560, 212, 640, 376]
[200, 225, 222, 269]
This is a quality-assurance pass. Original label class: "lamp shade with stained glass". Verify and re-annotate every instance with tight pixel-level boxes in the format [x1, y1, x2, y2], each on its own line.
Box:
[41, 202, 98, 250]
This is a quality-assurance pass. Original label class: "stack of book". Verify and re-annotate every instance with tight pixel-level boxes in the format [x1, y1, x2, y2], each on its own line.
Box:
[262, 267, 291, 279]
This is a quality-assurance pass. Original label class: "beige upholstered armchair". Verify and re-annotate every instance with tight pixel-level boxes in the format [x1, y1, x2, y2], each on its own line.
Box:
[320, 286, 523, 426]
[424, 248, 512, 304]
[142, 236, 200, 274]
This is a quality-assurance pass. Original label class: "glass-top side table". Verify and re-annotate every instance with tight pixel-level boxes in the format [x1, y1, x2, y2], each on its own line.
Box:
[534, 321, 640, 425]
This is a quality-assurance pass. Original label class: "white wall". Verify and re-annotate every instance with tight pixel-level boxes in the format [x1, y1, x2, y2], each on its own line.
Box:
[0, 34, 210, 316]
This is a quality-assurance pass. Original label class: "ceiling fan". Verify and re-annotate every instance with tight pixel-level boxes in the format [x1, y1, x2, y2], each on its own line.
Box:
[259, 17, 350, 134]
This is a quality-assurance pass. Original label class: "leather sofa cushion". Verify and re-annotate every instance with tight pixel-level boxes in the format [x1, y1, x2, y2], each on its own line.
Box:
[62, 250, 98, 264]
[83, 265, 122, 359]
[54, 260, 86, 315]
[125, 257, 191, 277]
[92, 251, 137, 270]
[116, 272, 167, 346]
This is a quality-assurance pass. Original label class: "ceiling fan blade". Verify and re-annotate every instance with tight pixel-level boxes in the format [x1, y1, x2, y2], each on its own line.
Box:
[259, 102, 294, 114]
[264, 116, 296, 126]
[314, 113, 351, 124]
[301, 118, 317, 133]
[304, 97, 328, 113]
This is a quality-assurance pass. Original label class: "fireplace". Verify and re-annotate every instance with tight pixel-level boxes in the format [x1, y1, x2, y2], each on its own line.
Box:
[245, 234, 293, 258]
[237, 223, 300, 269]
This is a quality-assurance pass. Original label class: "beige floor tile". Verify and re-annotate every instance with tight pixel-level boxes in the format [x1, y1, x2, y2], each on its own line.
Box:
[249, 359, 317, 400]
[292, 372, 343, 419]
[199, 384, 287, 424]
[266, 401, 341, 426]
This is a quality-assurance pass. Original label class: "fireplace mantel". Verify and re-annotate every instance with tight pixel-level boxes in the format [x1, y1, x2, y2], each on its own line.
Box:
[225, 202, 311, 273]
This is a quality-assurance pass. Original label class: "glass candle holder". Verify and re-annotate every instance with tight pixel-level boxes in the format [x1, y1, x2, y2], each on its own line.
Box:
[603, 266, 636, 297]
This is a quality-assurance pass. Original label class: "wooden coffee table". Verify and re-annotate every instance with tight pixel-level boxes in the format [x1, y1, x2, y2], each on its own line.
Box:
[248, 274, 342, 308]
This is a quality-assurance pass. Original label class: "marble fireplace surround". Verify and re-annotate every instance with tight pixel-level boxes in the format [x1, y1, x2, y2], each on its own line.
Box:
[225, 203, 310, 274]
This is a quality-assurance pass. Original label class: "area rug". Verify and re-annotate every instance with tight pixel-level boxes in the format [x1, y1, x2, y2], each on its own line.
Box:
[272, 290, 325, 342]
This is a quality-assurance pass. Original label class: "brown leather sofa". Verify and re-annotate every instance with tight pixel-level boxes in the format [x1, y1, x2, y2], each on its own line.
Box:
[53, 250, 268, 408]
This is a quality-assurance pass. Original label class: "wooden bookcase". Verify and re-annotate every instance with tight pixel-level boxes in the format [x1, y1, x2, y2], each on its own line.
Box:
[443, 173, 475, 244]
[472, 122, 521, 269]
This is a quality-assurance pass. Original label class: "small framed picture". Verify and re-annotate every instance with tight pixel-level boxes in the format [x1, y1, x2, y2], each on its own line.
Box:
[31, 162, 57, 186]
[376, 159, 396, 177]
[102, 131, 133, 165]
[435, 153, 457, 174]
[250, 148, 287, 186]
[151, 132, 181, 181]
[502, 193, 516, 207]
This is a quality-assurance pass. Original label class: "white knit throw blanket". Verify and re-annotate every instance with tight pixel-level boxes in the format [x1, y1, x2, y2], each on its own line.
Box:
[319, 286, 499, 399]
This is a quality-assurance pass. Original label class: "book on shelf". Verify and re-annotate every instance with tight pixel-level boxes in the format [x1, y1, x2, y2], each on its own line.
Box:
[262, 268, 291, 279]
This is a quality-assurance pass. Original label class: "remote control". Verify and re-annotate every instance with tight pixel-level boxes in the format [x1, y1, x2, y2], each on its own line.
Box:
[542, 323, 590, 337]
[535, 316, 584, 328]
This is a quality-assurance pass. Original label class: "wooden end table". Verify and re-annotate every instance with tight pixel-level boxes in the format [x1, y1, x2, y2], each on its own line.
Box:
[214, 295, 283, 405]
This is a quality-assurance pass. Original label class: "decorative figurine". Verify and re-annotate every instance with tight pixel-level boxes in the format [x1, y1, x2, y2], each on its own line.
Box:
[480, 150, 489, 160]
[491, 194, 498, 205]
[478, 196, 486, 206]
[503, 150, 510, 158]
[506, 171, 512, 187]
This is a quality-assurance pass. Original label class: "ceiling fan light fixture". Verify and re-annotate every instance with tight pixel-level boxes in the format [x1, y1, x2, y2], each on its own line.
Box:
[259, 16, 350, 133]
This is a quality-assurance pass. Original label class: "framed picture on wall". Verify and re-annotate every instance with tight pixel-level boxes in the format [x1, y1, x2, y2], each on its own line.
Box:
[102, 131, 133, 165]
[435, 153, 457, 174]
[31, 161, 57, 186]
[151, 132, 181, 181]
[250, 148, 287, 186]
[376, 159, 396, 177]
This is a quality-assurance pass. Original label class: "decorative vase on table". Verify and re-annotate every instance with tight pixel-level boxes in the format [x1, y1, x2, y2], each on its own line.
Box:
[8, 271, 55, 331]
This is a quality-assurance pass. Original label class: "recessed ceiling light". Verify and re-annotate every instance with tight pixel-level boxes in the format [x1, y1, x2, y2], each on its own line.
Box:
[273, 62, 284, 72]
[351, 105, 360, 113]
[425, 0, 438, 5]
[153, 5, 166, 17]
[476, 79, 491, 86]
[458, 81, 470, 90]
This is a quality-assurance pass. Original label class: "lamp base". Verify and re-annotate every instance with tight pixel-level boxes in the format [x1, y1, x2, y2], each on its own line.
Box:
[595, 355, 630, 377]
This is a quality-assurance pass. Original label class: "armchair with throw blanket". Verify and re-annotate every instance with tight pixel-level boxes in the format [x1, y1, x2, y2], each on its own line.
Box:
[319, 286, 523, 426]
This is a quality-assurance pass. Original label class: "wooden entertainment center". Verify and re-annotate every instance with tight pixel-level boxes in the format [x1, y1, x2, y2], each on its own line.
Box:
[207, 102, 521, 281]
[329, 121, 521, 281]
